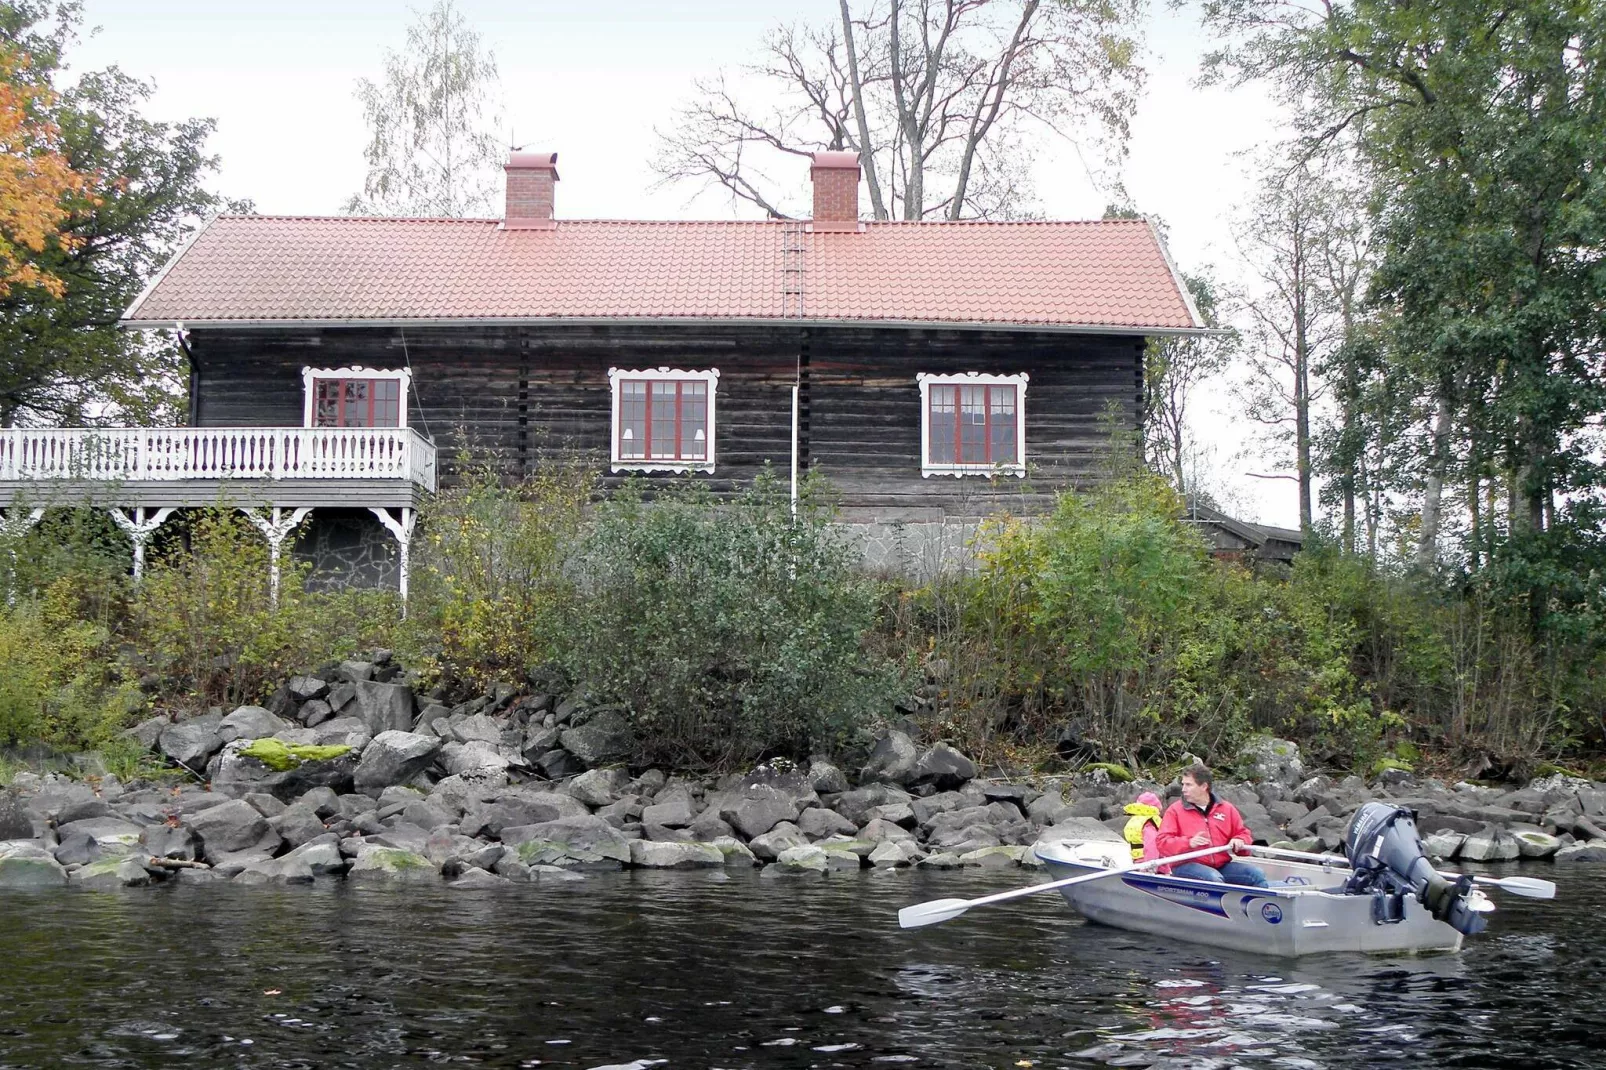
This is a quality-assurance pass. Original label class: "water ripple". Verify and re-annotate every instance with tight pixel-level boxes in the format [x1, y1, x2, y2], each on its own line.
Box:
[0, 864, 1600, 1068]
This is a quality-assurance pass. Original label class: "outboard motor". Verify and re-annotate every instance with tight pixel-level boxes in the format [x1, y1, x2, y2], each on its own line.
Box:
[1342, 802, 1487, 936]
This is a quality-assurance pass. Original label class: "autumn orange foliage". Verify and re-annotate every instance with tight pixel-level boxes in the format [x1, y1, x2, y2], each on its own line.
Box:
[0, 44, 88, 298]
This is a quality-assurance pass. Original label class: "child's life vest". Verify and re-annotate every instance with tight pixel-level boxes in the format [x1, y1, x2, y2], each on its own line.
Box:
[1122, 802, 1162, 861]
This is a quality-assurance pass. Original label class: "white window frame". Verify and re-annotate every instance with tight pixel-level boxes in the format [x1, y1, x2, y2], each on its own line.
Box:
[608, 367, 720, 473]
[301, 366, 412, 429]
[917, 371, 1028, 478]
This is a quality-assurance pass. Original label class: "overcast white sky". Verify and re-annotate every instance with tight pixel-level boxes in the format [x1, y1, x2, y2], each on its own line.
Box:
[72, 0, 1299, 526]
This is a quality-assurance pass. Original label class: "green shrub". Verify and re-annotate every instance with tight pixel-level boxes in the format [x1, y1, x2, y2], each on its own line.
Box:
[401, 459, 593, 691]
[0, 579, 133, 750]
[561, 472, 902, 770]
[132, 509, 395, 707]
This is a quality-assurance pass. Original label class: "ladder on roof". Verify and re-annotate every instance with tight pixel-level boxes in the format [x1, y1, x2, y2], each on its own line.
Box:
[781, 220, 805, 318]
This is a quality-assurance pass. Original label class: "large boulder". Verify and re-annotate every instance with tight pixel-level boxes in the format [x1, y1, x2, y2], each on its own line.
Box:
[1034, 817, 1126, 847]
[798, 807, 857, 840]
[141, 824, 203, 862]
[503, 815, 632, 869]
[353, 732, 442, 796]
[69, 855, 152, 890]
[348, 843, 439, 882]
[440, 741, 516, 778]
[858, 730, 919, 785]
[1555, 839, 1606, 862]
[267, 806, 329, 849]
[1459, 824, 1522, 862]
[718, 785, 801, 840]
[0, 841, 68, 887]
[642, 791, 696, 830]
[186, 799, 274, 859]
[629, 840, 724, 869]
[211, 738, 360, 801]
[351, 680, 417, 736]
[234, 839, 346, 884]
[910, 744, 977, 791]
[1238, 736, 1305, 786]
[461, 791, 590, 839]
[563, 768, 628, 808]
[0, 789, 34, 840]
[559, 710, 635, 768]
[707, 836, 760, 867]
[1422, 830, 1465, 861]
[1025, 790, 1071, 826]
[158, 716, 224, 772]
[54, 816, 145, 856]
[216, 705, 292, 743]
[770, 844, 830, 874]
[1509, 826, 1563, 860]
[807, 760, 850, 795]
[452, 712, 503, 745]
[832, 784, 913, 826]
[748, 822, 808, 861]
[308, 717, 374, 750]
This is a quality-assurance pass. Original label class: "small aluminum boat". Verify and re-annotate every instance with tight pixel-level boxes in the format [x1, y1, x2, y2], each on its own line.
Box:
[1034, 838, 1484, 956]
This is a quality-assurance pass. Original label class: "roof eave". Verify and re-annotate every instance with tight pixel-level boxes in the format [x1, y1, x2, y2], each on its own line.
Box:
[1146, 217, 1208, 331]
[120, 314, 1224, 337]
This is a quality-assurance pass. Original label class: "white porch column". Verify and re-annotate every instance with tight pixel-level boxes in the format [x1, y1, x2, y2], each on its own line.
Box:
[368, 506, 416, 611]
[109, 506, 176, 584]
[240, 506, 312, 607]
[1, 507, 46, 606]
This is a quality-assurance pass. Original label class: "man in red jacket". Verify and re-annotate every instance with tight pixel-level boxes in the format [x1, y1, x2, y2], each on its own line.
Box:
[1156, 764, 1268, 887]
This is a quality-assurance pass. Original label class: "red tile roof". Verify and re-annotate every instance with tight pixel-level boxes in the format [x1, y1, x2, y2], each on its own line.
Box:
[123, 215, 1204, 333]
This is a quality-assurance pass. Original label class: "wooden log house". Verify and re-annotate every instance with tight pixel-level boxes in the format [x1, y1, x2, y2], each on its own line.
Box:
[0, 151, 1208, 595]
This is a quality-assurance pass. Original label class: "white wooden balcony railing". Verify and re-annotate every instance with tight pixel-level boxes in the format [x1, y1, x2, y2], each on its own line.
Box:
[0, 426, 437, 491]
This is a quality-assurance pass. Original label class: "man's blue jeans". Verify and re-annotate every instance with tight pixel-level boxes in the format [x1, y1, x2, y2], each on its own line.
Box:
[1171, 860, 1269, 888]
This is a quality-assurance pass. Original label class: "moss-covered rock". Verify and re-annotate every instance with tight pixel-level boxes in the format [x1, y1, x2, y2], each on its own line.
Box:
[238, 738, 353, 772]
[68, 855, 152, 890]
[1083, 762, 1134, 783]
[514, 838, 628, 871]
[0, 842, 68, 888]
[213, 738, 361, 802]
[348, 844, 439, 883]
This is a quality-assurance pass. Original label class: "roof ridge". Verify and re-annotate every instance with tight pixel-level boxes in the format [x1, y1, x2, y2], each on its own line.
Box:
[216, 214, 1147, 228]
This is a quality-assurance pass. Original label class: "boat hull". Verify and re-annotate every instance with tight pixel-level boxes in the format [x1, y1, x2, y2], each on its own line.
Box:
[1035, 841, 1464, 957]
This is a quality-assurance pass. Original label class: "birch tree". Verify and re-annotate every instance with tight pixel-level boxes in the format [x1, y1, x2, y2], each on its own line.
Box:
[1144, 270, 1233, 495]
[652, 0, 1147, 220]
[345, 0, 505, 217]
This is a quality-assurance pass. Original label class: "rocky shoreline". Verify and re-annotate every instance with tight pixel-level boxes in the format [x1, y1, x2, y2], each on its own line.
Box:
[3, 655, 1605, 890]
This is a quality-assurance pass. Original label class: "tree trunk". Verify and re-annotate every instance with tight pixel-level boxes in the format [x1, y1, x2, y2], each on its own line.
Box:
[1416, 389, 1452, 570]
[1293, 256, 1313, 534]
[839, 0, 888, 220]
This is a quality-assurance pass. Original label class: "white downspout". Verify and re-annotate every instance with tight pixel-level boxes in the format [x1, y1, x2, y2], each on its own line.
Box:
[790, 380, 800, 517]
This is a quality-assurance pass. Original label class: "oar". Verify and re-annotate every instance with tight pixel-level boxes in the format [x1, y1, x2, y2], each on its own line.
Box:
[898, 844, 1232, 929]
[1249, 843, 1557, 900]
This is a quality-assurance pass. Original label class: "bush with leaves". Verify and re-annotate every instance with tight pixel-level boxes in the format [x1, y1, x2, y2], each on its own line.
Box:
[132, 509, 394, 708]
[0, 577, 135, 750]
[401, 460, 593, 691]
[561, 472, 902, 771]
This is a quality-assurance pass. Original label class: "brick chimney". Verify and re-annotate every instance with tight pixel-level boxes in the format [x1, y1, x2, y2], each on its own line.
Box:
[810, 151, 861, 231]
[504, 150, 558, 229]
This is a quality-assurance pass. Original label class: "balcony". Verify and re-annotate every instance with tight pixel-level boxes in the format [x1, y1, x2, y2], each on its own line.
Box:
[0, 426, 436, 509]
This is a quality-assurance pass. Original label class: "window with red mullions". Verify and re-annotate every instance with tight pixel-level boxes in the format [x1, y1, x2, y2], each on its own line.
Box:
[928, 383, 1017, 466]
[617, 379, 708, 461]
[313, 377, 401, 428]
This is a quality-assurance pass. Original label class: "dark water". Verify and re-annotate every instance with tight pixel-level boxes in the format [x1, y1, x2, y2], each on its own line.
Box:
[1, 863, 1601, 1070]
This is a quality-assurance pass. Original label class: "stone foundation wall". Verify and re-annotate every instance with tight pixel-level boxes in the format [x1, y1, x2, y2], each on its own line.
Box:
[294, 509, 398, 591]
[833, 509, 1009, 579]
[289, 509, 1002, 594]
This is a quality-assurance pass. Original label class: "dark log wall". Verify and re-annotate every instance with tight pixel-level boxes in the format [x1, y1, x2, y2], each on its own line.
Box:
[187, 323, 1143, 516]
